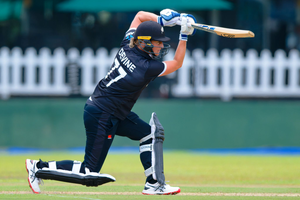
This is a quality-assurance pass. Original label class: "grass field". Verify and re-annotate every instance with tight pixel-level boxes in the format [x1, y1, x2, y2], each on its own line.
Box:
[1, 152, 300, 199]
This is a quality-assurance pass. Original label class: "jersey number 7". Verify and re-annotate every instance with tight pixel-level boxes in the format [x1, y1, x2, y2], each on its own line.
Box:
[105, 58, 127, 87]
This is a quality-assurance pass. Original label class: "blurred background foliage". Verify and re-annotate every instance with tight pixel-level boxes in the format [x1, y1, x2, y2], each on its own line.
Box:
[1, 0, 300, 54]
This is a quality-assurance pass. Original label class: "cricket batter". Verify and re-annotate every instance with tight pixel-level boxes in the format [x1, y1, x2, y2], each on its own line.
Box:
[26, 9, 196, 195]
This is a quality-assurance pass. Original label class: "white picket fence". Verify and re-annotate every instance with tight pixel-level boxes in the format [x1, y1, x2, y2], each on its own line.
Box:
[0, 46, 300, 100]
[167, 48, 300, 100]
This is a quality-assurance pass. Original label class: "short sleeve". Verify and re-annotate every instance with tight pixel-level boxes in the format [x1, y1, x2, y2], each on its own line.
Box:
[144, 60, 166, 78]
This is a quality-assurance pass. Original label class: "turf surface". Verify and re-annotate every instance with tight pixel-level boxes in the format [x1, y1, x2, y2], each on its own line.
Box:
[1, 152, 300, 199]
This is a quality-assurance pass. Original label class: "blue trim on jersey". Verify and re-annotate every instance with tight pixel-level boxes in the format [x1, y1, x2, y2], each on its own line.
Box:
[126, 35, 134, 40]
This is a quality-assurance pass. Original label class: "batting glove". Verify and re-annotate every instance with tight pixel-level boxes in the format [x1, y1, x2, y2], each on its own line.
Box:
[179, 13, 197, 41]
[158, 9, 180, 27]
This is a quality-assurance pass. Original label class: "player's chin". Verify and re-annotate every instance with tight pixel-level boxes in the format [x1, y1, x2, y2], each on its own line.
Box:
[154, 52, 160, 56]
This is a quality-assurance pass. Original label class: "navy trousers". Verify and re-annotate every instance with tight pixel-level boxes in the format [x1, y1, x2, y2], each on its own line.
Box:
[83, 102, 151, 173]
[38, 101, 154, 182]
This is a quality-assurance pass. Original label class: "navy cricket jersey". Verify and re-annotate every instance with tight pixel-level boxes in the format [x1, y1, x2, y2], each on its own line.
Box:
[90, 28, 166, 120]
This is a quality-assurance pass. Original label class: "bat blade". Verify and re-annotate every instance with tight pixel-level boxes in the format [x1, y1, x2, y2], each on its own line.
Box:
[191, 23, 255, 38]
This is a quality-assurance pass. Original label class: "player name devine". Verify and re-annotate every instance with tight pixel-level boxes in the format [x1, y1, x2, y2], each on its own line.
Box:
[118, 48, 136, 72]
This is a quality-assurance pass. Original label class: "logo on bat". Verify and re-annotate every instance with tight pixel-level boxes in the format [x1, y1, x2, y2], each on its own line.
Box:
[221, 34, 235, 38]
[201, 25, 215, 31]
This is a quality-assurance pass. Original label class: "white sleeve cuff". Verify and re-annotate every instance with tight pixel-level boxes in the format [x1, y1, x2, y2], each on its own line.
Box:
[158, 62, 167, 77]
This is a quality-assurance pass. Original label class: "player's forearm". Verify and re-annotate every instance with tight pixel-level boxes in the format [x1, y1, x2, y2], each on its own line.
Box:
[136, 11, 158, 23]
[173, 40, 187, 67]
[161, 40, 186, 76]
[130, 11, 158, 29]
[166, 40, 186, 72]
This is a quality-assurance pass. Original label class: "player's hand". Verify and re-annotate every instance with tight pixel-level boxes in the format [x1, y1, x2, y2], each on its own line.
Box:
[158, 9, 180, 27]
[179, 13, 197, 41]
[180, 14, 197, 35]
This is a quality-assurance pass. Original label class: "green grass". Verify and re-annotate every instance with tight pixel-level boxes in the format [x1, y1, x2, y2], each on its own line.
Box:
[1, 152, 300, 199]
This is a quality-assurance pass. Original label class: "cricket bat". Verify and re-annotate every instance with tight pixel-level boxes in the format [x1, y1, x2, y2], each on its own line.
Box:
[191, 23, 254, 38]
[177, 21, 255, 38]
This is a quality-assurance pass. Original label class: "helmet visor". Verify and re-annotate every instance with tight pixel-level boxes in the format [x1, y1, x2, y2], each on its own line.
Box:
[138, 40, 170, 60]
